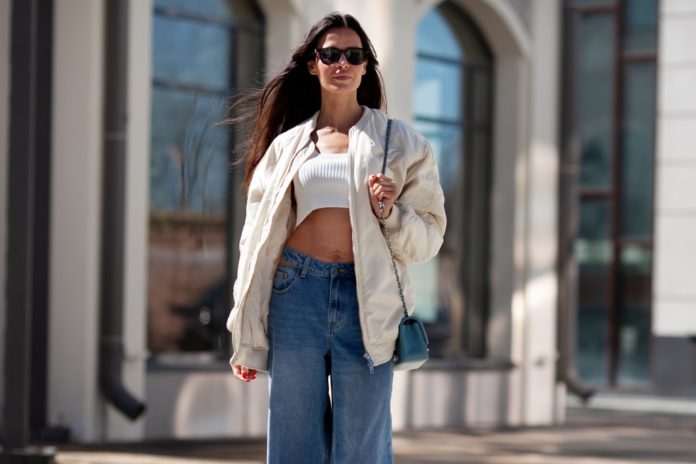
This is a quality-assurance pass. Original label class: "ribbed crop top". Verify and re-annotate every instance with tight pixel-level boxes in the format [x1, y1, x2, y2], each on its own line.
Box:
[292, 150, 349, 228]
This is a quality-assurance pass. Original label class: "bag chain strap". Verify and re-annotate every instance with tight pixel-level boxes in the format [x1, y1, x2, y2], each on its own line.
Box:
[377, 119, 408, 319]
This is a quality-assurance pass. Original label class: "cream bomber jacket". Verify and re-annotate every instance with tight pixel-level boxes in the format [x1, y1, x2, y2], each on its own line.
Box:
[226, 106, 447, 372]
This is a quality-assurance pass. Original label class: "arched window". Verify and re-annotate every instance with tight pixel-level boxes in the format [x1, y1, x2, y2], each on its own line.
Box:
[413, 2, 493, 358]
[148, 0, 263, 358]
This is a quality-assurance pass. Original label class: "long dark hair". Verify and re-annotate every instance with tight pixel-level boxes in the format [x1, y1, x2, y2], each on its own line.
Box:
[230, 12, 385, 192]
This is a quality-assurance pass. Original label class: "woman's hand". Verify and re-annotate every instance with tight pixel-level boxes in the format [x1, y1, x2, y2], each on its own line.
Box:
[368, 173, 396, 219]
[232, 364, 258, 383]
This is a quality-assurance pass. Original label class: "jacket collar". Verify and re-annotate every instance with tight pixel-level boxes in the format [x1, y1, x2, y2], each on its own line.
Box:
[295, 105, 379, 151]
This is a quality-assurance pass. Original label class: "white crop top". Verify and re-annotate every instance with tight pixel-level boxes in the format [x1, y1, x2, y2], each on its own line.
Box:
[293, 150, 349, 228]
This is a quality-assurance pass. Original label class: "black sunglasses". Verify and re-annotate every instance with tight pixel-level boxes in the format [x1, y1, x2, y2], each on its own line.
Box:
[315, 47, 367, 65]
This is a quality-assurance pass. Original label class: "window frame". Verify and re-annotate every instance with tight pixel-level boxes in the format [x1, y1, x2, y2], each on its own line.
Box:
[560, 0, 658, 390]
[413, 2, 495, 359]
[148, 0, 265, 364]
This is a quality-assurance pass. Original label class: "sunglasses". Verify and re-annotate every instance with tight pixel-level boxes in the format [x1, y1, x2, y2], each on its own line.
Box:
[315, 47, 368, 65]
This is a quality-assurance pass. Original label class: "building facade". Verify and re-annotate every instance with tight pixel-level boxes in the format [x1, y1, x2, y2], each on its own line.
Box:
[1, 0, 692, 444]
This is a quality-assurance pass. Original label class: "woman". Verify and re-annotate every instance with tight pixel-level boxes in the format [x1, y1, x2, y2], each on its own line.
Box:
[227, 12, 446, 463]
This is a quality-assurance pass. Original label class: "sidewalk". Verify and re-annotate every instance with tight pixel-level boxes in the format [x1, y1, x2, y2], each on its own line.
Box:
[55, 407, 696, 464]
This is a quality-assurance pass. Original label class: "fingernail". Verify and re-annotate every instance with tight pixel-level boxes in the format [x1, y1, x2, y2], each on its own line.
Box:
[242, 372, 247, 378]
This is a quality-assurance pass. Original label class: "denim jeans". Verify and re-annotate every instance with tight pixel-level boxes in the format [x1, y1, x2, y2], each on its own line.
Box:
[266, 245, 394, 464]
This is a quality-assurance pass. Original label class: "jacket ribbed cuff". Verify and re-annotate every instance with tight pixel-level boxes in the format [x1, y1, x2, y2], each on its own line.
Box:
[229, 346, 269, 373]
[383, 203, 402, 230]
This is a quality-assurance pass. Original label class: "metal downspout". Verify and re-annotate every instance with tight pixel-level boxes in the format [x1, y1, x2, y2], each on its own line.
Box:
[555, 3, 596, 405]
[99, 0, 146, 420]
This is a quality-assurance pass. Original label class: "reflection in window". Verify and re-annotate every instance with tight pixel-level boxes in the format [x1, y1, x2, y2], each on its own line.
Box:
[578, 14, 615, 189]
[148, 0, 263, 357]
[576, 198, 612, 383]
[150, 89, 229, 213]
[617, 245, 652, 383]
[566, 0, 657, 387]
[621, 61, 655, 238]
[623, 0, 657, 52]
[413, 2, 493, 358]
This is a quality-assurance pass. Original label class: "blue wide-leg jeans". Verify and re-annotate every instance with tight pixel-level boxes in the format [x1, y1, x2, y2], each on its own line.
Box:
[267, 245, 394, 464]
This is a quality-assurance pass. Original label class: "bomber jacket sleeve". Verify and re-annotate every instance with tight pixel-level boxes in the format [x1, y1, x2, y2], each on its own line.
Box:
[227, 140, 277, 370]
[382, 138, 447, 264]
[231, 143, 274, 307]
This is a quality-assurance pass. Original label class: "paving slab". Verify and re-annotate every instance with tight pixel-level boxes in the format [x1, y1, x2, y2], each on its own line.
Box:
[54, 407, 696, 464]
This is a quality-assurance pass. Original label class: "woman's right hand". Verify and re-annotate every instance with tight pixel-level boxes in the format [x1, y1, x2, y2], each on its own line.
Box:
[232, 364, 258, 383]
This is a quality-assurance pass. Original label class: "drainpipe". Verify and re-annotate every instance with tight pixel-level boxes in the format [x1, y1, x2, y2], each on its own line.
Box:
[556, 142, 596, 404]
[556, 3, 595, 405]
[556, 145, 595, 403]
[557, 285, 595, 403]
[99, 0, 146, 420]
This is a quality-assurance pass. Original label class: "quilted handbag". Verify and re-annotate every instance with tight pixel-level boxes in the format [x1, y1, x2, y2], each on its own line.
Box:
[376, 119, 430, 371]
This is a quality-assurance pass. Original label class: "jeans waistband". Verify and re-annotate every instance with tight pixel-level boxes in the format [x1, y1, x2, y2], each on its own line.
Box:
[279, 245, 355, 278]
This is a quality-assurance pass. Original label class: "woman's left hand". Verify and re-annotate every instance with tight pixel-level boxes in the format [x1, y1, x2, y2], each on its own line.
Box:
[368, 173, 397, 219]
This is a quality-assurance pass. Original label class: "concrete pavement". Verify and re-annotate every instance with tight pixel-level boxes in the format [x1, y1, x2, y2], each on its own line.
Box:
[392, 407, 696, 463]
[55, 407, 696, 464]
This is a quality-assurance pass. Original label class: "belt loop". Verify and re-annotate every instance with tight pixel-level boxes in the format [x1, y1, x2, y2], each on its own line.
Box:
[300, 255, 311, 278]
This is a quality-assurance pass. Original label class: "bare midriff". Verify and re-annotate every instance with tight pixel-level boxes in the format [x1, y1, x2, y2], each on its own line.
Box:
[285, 207, 354, 263]
[285, 118, 360, 263]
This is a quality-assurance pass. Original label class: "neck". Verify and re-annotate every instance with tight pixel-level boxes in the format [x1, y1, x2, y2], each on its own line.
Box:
[316, 93, 363, 133]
